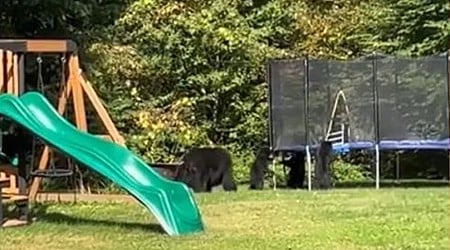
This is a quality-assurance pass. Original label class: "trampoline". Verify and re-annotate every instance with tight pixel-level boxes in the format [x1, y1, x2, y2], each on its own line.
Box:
[267, 53, 450, 190]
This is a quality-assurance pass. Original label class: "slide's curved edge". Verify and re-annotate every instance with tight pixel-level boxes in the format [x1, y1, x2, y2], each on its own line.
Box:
[0, 92, 204, 236]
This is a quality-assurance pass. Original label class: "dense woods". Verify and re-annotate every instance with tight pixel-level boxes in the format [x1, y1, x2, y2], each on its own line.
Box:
[0, 0, 448, 191]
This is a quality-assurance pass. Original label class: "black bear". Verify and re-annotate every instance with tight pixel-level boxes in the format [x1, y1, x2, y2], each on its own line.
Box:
[249, 146, 272, 190]
[248, 146, 305, 189]
[281, 151, 305, 189]
[174, 147, 237, 193]
[313, 140, 333, 189]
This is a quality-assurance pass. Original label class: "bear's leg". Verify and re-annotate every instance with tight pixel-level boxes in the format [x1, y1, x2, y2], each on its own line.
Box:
[222, 169, 237, 191]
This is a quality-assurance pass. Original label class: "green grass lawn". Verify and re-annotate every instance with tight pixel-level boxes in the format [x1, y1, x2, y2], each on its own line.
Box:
[1, 187, 449, 250]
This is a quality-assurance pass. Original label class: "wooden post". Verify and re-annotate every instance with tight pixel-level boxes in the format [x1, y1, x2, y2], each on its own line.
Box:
[79, 72, 126, 145]
[13, 54, 19, 95]
[3, 50, 17, 194]
[0, 51, 4, 92]
[70, 55, 87, 131]
[5, 51, 14, 95]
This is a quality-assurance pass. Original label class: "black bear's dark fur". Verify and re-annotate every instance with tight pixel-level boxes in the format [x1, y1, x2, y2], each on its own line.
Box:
[249, 146, 272, 190]
[248, 146, 306, 190]
[313, 141, 333, 189]
[174, 147, 237, 193]
[281, 151, 305, 189]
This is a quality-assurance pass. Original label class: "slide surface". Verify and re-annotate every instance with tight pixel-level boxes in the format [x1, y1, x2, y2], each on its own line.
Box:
[0, 92, 204, 236]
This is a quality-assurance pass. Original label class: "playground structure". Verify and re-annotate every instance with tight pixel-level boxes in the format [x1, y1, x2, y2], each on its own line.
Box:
[0, 39, 204, 236]
[267, 53, 450, 190]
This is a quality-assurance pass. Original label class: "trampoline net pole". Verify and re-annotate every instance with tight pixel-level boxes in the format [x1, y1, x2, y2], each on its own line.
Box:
[375, 144, 380, 189]
[306, 145, 312, 191]
[372, 52, 380, 189]
[271, 158, 277, 190]
[447, 51, 450, 183]
[304, 58, 310, 191]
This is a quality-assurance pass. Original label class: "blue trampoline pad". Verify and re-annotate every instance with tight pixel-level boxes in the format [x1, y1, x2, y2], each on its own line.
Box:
[333, 139, 450, 153]
[273, 139, 450, 154]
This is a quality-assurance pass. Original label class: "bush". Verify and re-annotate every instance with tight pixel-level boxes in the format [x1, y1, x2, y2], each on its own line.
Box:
[330, 159, 373, 183]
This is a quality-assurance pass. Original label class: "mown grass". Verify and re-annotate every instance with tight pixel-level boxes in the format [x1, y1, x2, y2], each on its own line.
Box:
[1, 187, 449, 250]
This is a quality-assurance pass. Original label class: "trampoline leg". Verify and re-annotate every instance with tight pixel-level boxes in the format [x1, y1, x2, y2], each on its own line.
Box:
[306, 146, 312, 192]
[375, 144, 380, 190]
[271, 158, 277, 191]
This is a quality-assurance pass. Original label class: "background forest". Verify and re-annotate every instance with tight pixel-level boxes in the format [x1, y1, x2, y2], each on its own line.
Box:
[0, 0, 448, 192]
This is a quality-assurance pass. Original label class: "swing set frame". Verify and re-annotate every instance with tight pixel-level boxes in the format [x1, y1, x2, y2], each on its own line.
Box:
[0, 40, 125, 227]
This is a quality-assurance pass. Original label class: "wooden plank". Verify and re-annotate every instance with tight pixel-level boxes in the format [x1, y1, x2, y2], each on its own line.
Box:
[13, 53, 19, 95]
[79, 72, 126, 146]
[0, 164, 18, 175]
[3, 186, 18, 194]
[28, 76, 73, 201]
[2, 194, 28, 203]
[70, 55, 87, 131]
[0, 178, 9, 188]
[5, 50, 13, 94]
[0, 39, 77, 53]
[0, 50, 4, 92]
[1, 219, 29, 228]
[18, 54, 25, 95]
[8, 175, 16, 194]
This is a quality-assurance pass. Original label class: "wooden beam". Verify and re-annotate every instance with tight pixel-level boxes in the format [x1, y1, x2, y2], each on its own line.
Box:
[5, 50, 13, 94]
[13, 53, 19, 95]
[18, 54, 25, 95]
[0, 50, 4, 92]
[96, 134, 113, 141]
[0, 164, 18, 176]
[70, 55, 87, 131]
[28, 78, 73, 201]
[0, 39, 77, 53]
[79, 73, 126, 146]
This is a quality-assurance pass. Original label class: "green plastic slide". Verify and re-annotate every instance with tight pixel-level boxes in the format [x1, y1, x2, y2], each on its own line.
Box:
[0, 92, 204, 236]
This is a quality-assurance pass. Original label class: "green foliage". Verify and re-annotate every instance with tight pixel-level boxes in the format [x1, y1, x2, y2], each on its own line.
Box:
[85, 0, 290, 166]
[331, 159, 373, 182]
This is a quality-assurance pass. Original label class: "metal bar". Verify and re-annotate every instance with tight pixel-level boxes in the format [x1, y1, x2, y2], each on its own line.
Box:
[328, 131, 343, 136]
[304, 57, 309, 147]
[304, 57, 312, 192]
[306, 145, 312, 191]
[446, 51, 450, 185]
[395, 152, 400, 182]
[372, 52, 381, 189]
[375, 144, 380, 189]
[266, 61, 274, 152]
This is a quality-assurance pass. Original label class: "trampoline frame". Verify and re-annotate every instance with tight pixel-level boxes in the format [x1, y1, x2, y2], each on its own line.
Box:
[267, 52, 450, 191]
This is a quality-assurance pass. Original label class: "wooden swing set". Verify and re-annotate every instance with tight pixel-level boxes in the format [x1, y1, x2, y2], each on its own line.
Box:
[0, 39, 125, 227]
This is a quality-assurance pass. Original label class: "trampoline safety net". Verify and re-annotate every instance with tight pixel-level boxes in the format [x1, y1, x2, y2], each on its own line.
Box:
[268, 59, 306, 151]
[268, 54, 450, 152]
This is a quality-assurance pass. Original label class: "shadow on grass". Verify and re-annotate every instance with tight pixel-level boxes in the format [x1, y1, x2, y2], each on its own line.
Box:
[31, 203, 165, 234]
